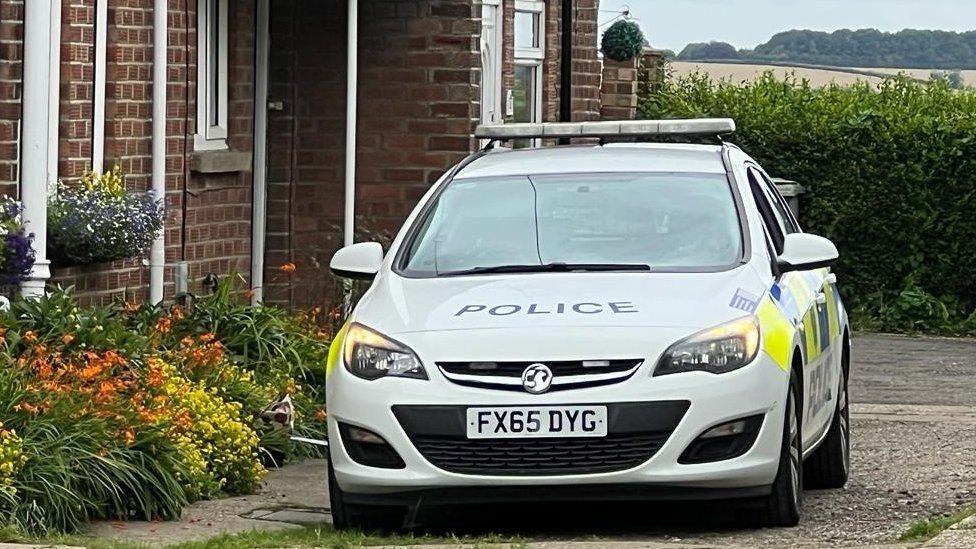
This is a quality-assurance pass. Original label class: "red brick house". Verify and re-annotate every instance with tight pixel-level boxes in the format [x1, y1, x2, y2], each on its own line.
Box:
[1, 0, 619, 309]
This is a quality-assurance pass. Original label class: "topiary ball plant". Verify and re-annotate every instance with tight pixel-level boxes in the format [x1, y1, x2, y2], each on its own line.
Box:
[601, 19, 645, 62]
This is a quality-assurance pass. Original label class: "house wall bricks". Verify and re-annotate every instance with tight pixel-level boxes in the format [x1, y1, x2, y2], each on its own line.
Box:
[50, 0, 254, 306]
[0, 0, 22, 198]
[1, 0, 607, 309]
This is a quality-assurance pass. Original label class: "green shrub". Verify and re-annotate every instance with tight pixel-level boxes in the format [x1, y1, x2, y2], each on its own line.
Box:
[640, 73, 976, 333]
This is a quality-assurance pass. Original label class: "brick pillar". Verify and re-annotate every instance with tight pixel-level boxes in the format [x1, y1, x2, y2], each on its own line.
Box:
[639, 48, 667, 96]
[600, 56, 638, 120]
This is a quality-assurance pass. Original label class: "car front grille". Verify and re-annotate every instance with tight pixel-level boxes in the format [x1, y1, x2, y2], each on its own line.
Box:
[408, 433, 671, 476]
[436, 359, 643, 392]
[392, 401, 689, 476]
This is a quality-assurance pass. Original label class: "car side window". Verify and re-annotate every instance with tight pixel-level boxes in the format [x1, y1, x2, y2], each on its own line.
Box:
[747, 168, 785, 255]
[757, 171, 800, 234]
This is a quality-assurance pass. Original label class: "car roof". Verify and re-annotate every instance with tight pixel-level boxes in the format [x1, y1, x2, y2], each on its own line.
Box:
[455, 143, 728, 180]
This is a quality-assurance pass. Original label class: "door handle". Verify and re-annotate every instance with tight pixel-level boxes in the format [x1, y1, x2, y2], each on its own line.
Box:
[816, 292, 827, 305]
[825, 273, 837, 284]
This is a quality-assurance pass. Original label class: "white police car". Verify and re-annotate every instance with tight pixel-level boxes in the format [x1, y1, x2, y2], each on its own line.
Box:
[325, 119, 850, 529]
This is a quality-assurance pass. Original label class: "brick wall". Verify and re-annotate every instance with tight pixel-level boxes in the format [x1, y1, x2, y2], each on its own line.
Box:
[52, 0, 254, 305]
[0, 0, 22, 198]
[264, 0, 480, 309]
[501, 0, 601, 123]
[0, 0, 605, 308]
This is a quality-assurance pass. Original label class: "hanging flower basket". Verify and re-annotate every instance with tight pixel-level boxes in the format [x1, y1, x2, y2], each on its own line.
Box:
[0, 197, 35, 288]
[48, 166, 164, 267]
[601, 20, 645, 62]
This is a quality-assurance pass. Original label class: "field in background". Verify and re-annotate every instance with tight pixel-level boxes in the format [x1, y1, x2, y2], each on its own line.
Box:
[671, 61, 976, 87]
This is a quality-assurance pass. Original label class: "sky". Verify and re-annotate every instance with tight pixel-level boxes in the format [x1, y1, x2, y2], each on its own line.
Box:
[599, 0, 976, 52]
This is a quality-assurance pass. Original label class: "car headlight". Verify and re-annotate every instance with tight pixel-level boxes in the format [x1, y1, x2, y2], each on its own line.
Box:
[654, 316, 760, 376]
[342, 323, 427, 380]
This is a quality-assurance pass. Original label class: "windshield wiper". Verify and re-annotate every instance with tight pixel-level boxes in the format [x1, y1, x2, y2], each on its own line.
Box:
[438, 262, 652, 277]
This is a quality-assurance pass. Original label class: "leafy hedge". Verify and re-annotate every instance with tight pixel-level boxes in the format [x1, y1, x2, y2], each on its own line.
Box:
[640, 73, 976, 333]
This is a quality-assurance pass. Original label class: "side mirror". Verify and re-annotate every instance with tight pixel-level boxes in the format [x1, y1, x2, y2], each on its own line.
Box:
[777, 233, 838, 273]
[330, 242, 384, 280]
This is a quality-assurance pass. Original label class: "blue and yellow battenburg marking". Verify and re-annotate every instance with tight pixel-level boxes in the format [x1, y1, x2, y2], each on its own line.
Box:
[757, 268, 843, 371]
[327, 321, 350, 376]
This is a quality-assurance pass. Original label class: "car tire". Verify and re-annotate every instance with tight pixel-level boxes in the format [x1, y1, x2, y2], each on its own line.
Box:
[804, 347, 850, 489]
[327, 458, 405, 532]
[757, 368, 803, 527]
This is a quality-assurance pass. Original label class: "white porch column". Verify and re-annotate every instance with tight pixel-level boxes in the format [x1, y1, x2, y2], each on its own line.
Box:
[343, 0, 358, 247]
[20, 0, 59, 298]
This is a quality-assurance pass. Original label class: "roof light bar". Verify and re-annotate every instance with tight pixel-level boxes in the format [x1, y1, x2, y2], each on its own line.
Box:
[474, 118, 736, 140]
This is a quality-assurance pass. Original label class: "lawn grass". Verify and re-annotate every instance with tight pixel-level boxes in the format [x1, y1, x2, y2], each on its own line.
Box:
[898, 506, 976, 542]
[15, 525, 523, 549]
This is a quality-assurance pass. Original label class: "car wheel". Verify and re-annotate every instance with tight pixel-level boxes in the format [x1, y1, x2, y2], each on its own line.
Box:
[758, 368, 803, 527]
[804, 349, 850, 489]
[327, 458, 405, 532]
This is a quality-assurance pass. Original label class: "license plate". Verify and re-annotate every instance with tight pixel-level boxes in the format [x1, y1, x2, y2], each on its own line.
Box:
[466, 405, 608, 439]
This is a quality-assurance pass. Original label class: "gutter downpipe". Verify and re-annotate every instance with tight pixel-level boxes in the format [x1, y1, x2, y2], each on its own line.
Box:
[558, 0, 573, 142]
[251, 0, 270, 304]
[150, 0, 167, 304]
[344, 0, 358, 247]
[20, 0, 57, 299]
[92, 0, 107, 173]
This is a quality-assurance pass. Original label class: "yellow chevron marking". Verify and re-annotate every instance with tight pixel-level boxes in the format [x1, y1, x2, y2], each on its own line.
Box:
[757, 296, 793, 371]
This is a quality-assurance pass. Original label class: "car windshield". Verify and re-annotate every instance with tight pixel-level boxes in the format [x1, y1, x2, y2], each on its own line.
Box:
[399, 172, 743, 276]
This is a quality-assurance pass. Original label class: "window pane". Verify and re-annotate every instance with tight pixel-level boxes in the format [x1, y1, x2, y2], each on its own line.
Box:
[512, 65, 538, 148]
[514, 11, 539, 49]
[403, 173, 743, 275]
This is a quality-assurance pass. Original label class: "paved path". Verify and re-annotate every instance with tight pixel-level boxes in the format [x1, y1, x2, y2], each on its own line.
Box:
[84, 333, 975, 547]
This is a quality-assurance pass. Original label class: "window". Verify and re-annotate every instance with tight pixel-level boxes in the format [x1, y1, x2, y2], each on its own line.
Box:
[196, 0, 228, 151]
[748, 168, 785, 255]
[512, 0, 544, 134]
[480, 0, 504, 125]
[758, 171, 801, 233]
[399, 173, 743, 277]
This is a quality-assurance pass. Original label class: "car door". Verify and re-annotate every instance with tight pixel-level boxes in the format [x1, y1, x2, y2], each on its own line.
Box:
[746, 167, 836, 450]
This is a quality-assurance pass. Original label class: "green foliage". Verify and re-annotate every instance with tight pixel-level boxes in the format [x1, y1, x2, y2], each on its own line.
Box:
[641, 73, 976, 334]
[601, 20, 645, 62]
[0, 286, 331, 534]
[750, 28, 976, 69]
[677, 29, 976, 70]
[899, 506, 976, 541]
[677, 41, 739, 61]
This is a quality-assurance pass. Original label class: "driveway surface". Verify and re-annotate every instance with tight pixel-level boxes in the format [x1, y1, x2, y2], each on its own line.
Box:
[88, 333, 976, 547]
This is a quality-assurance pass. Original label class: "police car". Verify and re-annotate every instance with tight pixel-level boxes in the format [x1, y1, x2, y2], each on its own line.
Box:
[325, 119, 850, 529]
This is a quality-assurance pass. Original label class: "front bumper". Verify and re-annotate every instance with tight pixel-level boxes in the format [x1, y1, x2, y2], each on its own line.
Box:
[327, 350, 789, 499]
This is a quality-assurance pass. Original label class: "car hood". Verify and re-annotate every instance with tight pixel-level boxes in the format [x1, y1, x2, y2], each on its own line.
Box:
[354, 265, 768, 336]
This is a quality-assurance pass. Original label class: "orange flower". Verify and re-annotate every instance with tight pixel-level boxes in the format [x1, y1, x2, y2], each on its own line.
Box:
[279, 262, 297, 274]
[199, 332, 216, 343]
[314, 409, 328, 422]
[23, 331, 37, 344]
[123, 429, 136, 446]
[170, 306, 185, 321]
[61, 333, 75, 345]
[124, 301, 140, 313]
[243, 288, 256, 300]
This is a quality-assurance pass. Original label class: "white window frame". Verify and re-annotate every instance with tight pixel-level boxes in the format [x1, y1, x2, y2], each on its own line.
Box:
[195, 0, 229, 151]
[480, 0, 504, 126]
[513, 0, 544, 126]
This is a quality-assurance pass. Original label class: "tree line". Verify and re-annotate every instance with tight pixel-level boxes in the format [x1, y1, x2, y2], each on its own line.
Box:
[677, 29, 976, 69]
